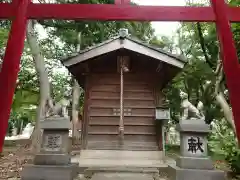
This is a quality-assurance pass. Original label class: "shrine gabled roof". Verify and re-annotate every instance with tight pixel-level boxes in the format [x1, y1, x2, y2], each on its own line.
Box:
[61, 35, 186, 68]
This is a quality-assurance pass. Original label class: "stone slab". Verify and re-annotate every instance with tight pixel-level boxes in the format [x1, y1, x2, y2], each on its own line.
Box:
[176, 156, 214, 170]
[168, 165, 226, 180]
[72, 154, 175, 174]
[90, 173, 154, 180]
[85, 167, 159, 174]
[21, 163, 78, 180]
[83, 168, 159, 180]
[72, 158, 168, 168]
[79, 150, 164, 160]
[71, 150, 174, 174]
[40, 117, 71, 129]
[176, 120, 210, 133]
[34, 154, 71, 165]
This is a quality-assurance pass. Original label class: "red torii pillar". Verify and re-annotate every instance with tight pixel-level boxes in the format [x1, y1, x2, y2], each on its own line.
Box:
[0, 0, 30, 152]
[211, 0, 240, 141]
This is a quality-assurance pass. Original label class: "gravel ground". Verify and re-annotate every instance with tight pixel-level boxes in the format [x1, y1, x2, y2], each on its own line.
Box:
[0, 147, 33, 180]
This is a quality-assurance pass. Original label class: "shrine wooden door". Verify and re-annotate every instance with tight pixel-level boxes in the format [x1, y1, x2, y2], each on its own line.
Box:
[86, 73, 158, 150]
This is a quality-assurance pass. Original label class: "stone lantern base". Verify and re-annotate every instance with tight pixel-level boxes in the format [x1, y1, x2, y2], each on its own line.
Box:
[21, 117, 79, 180]
[168, 119, 225, 180]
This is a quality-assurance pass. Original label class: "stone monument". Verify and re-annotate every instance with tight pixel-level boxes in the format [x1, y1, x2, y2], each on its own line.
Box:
[21, 96, 78, 180]
[168, 92, 225, 180]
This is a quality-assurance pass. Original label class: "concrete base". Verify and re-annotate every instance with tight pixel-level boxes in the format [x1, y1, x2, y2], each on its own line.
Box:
[34, 154, 71, 165]
[176, 156, 214, 170]
[168, 165, 226, 180]
[21, 163, 79, 180]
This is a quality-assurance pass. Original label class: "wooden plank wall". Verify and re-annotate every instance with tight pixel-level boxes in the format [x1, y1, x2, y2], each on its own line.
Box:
[84, 73, 159, 150]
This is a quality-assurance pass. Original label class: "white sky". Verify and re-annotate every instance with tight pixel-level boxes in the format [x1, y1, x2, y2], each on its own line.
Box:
[133, 0, 187, 37]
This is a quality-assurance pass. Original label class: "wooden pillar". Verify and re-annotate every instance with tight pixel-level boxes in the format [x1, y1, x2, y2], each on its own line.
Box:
[211, 0, 240, 142]
[0, 0, 30, 152]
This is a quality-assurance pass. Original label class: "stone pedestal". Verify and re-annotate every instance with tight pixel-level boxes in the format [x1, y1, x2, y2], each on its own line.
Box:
[21, 117, 79, 180]
[168, 119, 225, 180]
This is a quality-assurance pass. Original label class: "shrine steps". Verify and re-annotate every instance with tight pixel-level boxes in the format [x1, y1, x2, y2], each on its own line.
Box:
[71, 150, 175, 174]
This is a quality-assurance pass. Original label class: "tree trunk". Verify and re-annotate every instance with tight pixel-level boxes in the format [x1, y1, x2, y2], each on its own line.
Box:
[71, 32, 81, 144]
[214, 61, 236, 132]
[215, 92, 235, 131]
[26, 20, 51, 153]
[72, 79, 80, 142]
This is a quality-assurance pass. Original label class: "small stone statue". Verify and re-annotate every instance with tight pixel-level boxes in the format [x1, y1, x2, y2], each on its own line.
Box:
[180, 91, 205, 121]
[45, 92, 71, 118]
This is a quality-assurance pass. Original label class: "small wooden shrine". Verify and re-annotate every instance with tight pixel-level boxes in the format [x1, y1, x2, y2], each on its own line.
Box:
[62, 29, 185, 151]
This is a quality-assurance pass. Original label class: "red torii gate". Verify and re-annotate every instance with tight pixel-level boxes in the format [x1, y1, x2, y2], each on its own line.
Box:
[0, 0, 239, 152]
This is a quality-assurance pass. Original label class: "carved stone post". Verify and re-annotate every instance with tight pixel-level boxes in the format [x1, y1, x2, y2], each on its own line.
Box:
[21, 117, 79, 180]
[36, 117, 71, 162]
[155, 106, 170, 161]
[168, 119, 225, 180]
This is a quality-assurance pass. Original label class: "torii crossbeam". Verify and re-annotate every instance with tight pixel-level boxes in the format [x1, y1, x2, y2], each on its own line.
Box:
[0, 0, 239, 152]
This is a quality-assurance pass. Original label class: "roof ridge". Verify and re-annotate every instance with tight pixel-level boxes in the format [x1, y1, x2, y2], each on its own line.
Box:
[61, 35, 186, 65]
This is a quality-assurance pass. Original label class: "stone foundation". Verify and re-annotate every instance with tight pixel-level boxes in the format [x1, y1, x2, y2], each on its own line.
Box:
[21, 117, 78, 180]
[21, 163, 78, 180]
[168, 165, 225, 180]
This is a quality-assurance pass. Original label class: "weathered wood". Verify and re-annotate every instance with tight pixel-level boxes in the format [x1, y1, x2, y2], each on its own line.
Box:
[89, 117, 155, 126]
[87, 135, 157, 142]
[74, 46, 180, 151]
[85, 73, 158, 150]
[89, 99, 155, 107]
[89, 107, 155, 116]
[81, 75, 90, 149]
[88, 125, 156, 134]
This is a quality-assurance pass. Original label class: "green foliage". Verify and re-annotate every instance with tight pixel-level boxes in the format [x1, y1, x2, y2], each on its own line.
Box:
[165, 144, 180, 152]
[8, 111, 32, 135]
[40, 19, 156, 53]
[37, 0, 160, 53]
[0, 28, 8, 48]
[0, 27, 9, 62]
[209, 120, 240, 176]
[165, 21, 226, 124]
[167, 0, 240, 125]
